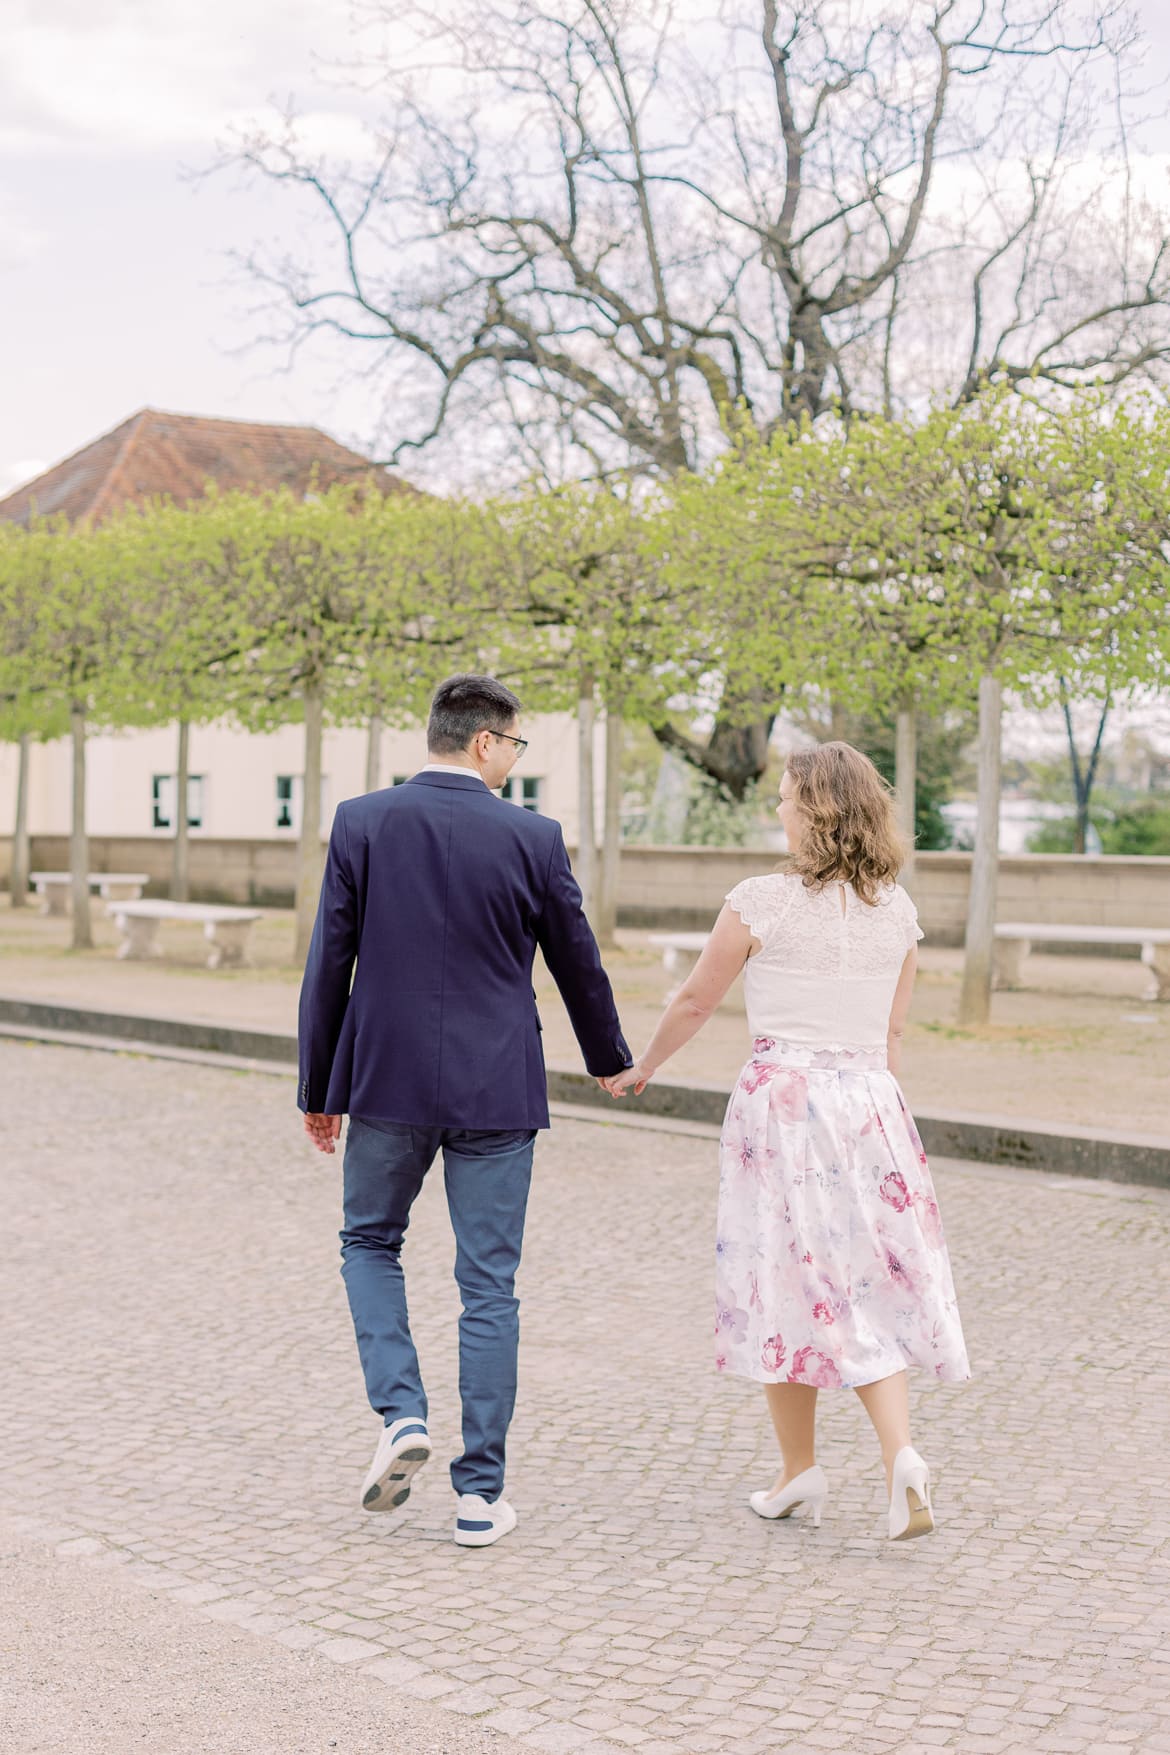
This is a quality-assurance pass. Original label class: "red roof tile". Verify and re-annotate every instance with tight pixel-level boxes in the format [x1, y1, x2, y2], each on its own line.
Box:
[0, 408, 412, 526]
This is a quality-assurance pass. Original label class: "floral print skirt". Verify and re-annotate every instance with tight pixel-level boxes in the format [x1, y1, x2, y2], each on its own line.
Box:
[715, 1039, 970, 1389]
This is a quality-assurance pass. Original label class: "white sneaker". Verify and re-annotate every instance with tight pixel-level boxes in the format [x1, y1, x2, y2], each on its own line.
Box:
[360, 1417, 432, 1513]
[453, 1492, 517, 1547]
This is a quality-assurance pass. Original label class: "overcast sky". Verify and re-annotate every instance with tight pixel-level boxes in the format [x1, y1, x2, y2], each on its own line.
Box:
[3, 0, 1169, 501]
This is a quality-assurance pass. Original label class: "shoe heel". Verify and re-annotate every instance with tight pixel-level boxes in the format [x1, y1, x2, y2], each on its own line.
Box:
[811, 1497, 824, 1529]
[889, 1449, 934, 1541]
[902, 1480, 933, 1538]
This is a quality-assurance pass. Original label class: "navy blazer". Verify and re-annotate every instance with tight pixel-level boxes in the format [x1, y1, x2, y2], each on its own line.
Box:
[297, 771, 632, 1129]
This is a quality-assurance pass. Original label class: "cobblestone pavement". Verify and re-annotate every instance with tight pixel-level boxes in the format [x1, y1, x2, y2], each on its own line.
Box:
[4, 1039, 1170, 1755]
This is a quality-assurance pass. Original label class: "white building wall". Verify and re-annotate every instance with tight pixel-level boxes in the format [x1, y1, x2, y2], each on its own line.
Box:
[0, 711, 606, 846]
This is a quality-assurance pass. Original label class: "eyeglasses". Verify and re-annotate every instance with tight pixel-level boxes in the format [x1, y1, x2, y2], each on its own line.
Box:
[492, 731, 528, 757]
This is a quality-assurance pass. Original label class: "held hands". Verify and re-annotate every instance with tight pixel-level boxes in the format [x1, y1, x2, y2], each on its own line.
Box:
[600, 1060, 653, 1098]
[304, 1113, 342, 1154]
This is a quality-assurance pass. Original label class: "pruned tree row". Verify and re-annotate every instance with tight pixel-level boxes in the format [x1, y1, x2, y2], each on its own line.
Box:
[2, 389, 1168, 1022]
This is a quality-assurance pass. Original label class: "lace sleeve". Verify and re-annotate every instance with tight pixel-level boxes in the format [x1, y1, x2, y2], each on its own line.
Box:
[725, 875, 790, 946]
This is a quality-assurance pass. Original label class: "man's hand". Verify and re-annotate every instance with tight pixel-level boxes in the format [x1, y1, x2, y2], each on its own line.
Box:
[304, 1113, 342, 1154]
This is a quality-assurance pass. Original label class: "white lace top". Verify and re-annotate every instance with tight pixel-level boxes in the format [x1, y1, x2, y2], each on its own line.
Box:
[725, 873, 923, 1052]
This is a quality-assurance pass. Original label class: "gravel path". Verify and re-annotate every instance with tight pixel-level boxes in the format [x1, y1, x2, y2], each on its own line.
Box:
[1, 1519, 522, 1755]
[1, 905, 1166, 1133]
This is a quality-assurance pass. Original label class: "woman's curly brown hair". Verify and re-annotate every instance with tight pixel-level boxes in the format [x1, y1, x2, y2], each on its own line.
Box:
[784, 742, 907, 906]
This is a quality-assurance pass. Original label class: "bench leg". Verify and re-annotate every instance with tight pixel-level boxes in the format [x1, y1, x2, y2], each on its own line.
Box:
[204, 921, 252, 970]
[1142, 944, 1170, 1003]
[661, 944, 702, 1001]
[115, 913, 161, 961]
[993, 939, 1027, 990]
[100, 882, 145, 905]
[40, 886, 70, 917]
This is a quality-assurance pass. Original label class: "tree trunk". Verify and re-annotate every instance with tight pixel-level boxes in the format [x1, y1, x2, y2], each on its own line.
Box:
[957, 673, 1002, 1028]
[651, 694, 777, 801]
[294, 682, 326, 966]
[597, 702, 623, 948]
[70, 706, 93, 951]
[576, 669, 597, 919]
[1061, 686, 1109, 857]
[894, 700, 917, 886]
[11, 732, 31, 907]
[365, 712, 383, 793]
[173, 719, 191, 902]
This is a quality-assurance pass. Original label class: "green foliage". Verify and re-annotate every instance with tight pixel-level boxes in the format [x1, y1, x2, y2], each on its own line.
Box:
[1026, 794, 1170, 855]
[2, 386, 1169, 816]
[492, 485, 701, 722]
[665, 385, 1170, 725]
[682, 774, 771, 848]
[1024, 817, 1080, 854]
[1098, 800, 1170, 855]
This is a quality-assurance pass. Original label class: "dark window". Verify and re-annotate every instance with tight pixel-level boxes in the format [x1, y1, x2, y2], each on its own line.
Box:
[152, 774, 204, 830]
[501, 776, 542, 813]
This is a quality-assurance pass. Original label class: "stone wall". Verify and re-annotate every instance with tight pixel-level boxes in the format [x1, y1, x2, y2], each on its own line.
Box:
[0, 836, 301, 909]
[2, 835, 1168, 942]
[613, 847, 1170, 941]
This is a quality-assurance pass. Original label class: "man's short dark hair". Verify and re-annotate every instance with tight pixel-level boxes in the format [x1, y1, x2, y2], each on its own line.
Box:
[427, 673, 523, 755]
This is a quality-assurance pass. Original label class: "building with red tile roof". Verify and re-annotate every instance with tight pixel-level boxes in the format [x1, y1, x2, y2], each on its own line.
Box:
[0, 408, 410, 526]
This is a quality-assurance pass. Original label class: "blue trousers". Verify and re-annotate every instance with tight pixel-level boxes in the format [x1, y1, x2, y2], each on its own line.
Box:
[340, 1117, 536, 1501]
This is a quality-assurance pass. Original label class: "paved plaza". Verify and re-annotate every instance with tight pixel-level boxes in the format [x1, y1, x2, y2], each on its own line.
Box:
[1, 902, 1167, 1135]
[3, 1038, 1170, 1755]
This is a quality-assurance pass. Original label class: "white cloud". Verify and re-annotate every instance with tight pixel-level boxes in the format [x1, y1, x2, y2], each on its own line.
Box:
[0, 0, 360, 152]
[0, 201, 48, 267]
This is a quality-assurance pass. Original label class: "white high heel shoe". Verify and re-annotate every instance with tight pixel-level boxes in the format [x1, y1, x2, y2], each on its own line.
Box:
[749, 1464, 828, 1527]
[888, 1446, 934, 1541]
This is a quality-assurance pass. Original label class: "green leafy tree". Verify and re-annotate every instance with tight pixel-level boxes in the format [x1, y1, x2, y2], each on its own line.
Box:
[200, 484, 489, 960]
[496, 486, 697, 941]
[0, 519, 144, 947]
[659, 416, 980, 871]
[657, 387, 1170, 1024]
[0, 523, 72, 905]
[98, 498, 253, 901]
[919, 390, 1170, 1023]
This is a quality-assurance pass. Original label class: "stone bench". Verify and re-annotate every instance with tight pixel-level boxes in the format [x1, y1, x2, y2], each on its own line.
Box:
[648, 931, 743, 1011]
[30, 872, 150, 916]
[648, 931, 711, 989]
[994, 923, 1170, 1003]
[109, 901, 262, 970]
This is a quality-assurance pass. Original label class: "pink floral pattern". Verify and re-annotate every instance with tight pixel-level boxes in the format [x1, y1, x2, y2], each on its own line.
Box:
[715, 1041, 970, 1388]
[790, 1346, 843, 1388]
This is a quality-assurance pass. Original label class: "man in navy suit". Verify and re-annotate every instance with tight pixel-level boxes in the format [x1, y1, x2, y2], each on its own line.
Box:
[299, 674, 631, 1547]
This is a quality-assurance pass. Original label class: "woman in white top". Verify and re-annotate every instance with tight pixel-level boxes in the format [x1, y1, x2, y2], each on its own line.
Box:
[609, 743, 969, 1540]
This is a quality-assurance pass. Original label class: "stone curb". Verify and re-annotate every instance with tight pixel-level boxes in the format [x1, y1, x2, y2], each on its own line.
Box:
[3, 993, 1167, 1190]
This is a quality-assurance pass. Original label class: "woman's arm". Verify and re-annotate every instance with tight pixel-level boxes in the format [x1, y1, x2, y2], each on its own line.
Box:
[608, 904, 757, 1096]
[887, 947, 917, 1077]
